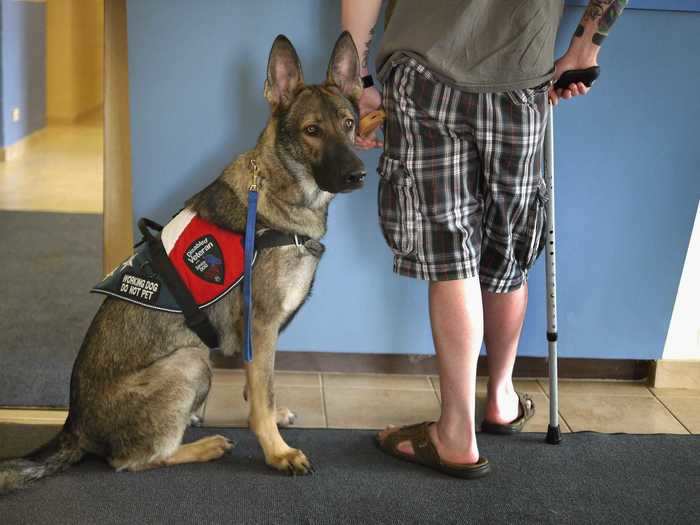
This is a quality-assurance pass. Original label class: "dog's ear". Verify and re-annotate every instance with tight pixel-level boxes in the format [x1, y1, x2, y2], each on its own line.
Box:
[326, 31, 362, 104]
[264, 35, 304, 109]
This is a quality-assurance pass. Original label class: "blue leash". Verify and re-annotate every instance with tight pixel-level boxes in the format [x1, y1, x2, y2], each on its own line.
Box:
[243, 160, 259, 363]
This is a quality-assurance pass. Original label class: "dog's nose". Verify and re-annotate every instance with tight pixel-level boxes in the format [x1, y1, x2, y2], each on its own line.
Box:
[345, 170, 366, 185]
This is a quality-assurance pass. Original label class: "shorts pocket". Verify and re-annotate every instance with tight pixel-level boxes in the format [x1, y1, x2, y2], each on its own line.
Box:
[505, 80, 551, 109]
[519, 176, 549, 271]
[377, 155, 416, 257]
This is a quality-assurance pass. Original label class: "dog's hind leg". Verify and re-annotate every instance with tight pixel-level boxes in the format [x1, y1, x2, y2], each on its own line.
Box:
[123, 435, 234, 471]
[246, 325, 311, 475]
[104, 347, 225, 472]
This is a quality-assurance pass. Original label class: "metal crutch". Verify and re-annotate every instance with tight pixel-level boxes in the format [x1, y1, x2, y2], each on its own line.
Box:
[543, 66, 600, 445]
[543, 105, 562, 445]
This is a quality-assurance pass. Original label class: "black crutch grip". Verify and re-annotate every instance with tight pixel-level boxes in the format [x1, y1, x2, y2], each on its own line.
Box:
[553, 66, 600, 90]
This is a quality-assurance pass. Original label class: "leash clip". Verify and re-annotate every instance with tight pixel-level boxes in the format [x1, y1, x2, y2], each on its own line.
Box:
[249, 159, 259, 192]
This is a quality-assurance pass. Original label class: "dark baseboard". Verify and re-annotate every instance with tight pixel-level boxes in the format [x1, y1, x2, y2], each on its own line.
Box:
[210, 351, 651, 381]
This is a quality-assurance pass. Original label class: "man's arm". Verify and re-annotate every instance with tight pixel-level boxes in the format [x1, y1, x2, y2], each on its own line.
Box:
[341, 0, 382, 78]
[341, 0, 383, 149]
[551, 0, 629, 105]
[577, 0, 628, 47]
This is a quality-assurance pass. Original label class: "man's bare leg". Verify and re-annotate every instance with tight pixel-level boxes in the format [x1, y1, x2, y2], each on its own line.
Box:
[378, 277, 483, 464]
[482, 283, 528, 424]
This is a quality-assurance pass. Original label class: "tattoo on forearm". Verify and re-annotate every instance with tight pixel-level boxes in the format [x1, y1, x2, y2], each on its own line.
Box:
[583, 0, 610, 22]
[594, 0, 627, 44]
[361, 27, 375, 69]
[578, 0, 628, 45]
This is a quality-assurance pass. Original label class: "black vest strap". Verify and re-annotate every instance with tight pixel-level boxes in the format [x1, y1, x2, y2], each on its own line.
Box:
[255, 230, 311, 251]
[137, 218, 220, 349]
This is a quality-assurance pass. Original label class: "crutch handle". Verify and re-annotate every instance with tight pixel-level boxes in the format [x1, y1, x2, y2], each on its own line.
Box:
[553, 66, 600, 90]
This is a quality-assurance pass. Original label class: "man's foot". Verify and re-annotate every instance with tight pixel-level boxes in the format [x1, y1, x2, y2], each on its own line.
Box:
[481, 392, 535, 434]
[377, 420, 480, 465]
[376, 422, 490, 479]
[483, 385, 520, 425]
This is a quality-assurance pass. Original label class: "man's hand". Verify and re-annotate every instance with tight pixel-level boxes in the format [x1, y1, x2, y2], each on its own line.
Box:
[548, 52, 597, 106]
[550, 0, 628, 106]
[356, 85, 383, 149]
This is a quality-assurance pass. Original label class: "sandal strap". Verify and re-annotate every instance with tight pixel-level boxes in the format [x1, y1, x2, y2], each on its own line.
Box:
[408, 423, 442, 467]
[381, 421, 440, 466]
[518, 392, 535, 420]
[381, 421, 427, 449]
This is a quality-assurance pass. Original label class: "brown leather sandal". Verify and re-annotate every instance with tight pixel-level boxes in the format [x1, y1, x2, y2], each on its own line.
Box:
[375, 422, 491, 479]
[481, 392, 536, 435]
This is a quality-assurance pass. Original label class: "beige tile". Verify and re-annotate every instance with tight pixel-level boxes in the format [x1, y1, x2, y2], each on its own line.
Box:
[275, 386, 326, 428]
[432, 377, 545, 397]
[210, 369, 320, 388]
[538, 379, 652, 397]
[655, 397, 700, 434]
[204, 380, 248, 427]
[0, 409, 68, 425]
[323, 373, 432, 391]
[324, 388, 440, 429]
[650, 388, 700, 398]
[652, 388, 700, 434]
[203, 381, 325, 429]
[211, 368, 246, 386]
[275, 372, 321, 388]
[559, 395, 688, 434]
[653, 360, 700, 389]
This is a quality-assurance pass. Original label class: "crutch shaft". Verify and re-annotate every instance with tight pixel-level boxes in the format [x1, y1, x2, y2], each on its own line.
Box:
[544, 107, 562, 444]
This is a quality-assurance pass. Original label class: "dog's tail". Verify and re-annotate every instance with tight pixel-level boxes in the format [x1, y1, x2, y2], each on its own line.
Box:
[0, 424, 83, 495]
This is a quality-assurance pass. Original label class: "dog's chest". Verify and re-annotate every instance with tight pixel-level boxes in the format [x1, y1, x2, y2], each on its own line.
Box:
[276, 248, 320, 313]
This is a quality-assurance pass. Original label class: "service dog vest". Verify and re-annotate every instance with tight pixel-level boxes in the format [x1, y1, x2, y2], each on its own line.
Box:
[92, 209, 251, 312]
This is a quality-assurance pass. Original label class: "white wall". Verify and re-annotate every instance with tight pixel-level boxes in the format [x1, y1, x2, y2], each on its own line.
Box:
[663, 201, 700, 360]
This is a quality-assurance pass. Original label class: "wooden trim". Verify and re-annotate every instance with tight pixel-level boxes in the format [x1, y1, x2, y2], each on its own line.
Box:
[103, 0, 133, 274]
[211, 351, 651, 380]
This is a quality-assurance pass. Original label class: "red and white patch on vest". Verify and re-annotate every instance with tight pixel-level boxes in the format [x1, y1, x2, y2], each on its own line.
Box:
[162, 209, 245, 306]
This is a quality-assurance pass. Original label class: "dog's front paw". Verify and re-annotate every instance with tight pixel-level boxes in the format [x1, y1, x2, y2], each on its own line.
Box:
[268, 448, 313, 476]
[276, 407, 297, 427]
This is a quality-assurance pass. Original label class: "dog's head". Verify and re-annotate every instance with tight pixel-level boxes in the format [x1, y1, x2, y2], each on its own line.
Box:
[264, 32, 366, 196]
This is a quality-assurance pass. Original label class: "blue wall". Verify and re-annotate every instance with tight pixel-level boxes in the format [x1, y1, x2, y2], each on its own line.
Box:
[0, 0, 46, 147]
[127, 1, 700, 360]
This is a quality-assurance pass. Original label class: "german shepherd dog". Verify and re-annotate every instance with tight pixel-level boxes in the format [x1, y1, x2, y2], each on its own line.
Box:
[0, 32, 366, 493]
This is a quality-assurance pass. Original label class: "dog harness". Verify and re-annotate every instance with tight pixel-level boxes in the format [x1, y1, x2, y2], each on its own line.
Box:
[92, 209, 254, 313]
[93, 164, 308, 361]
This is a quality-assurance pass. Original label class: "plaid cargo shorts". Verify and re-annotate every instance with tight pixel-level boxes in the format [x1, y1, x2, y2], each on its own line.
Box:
[377, 58, 550, 293]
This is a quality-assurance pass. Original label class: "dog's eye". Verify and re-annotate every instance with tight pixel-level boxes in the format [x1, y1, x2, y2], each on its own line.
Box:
[344, 118, 355, 130]
[304, 125, 320, 136]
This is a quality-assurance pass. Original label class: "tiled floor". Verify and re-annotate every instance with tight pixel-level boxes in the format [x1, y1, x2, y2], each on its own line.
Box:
[0, 111, 103, 214]
[1, 371, 697, 435]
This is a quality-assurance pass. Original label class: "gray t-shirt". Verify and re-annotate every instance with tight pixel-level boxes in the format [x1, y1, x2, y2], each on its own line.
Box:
[376, 0, 564, 92]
